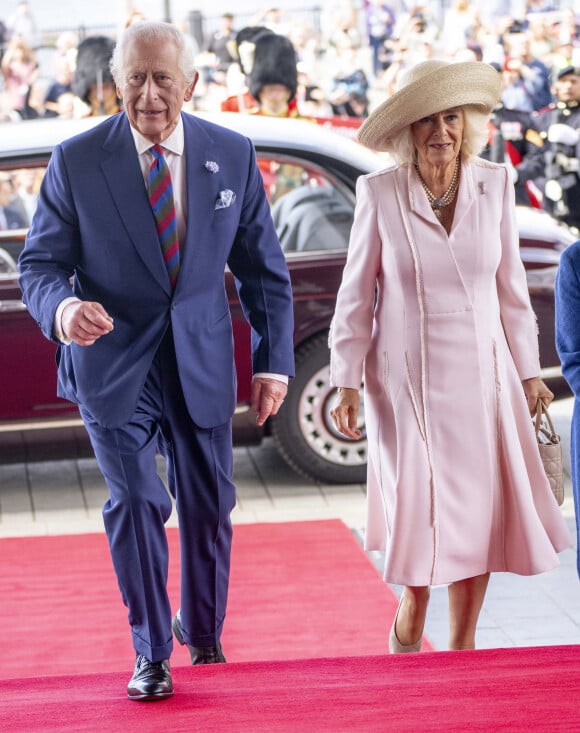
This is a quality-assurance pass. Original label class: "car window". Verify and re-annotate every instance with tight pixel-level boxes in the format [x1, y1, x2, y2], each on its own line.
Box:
[0, 153, 356, 275]
[0, 165, 46, 276]
[257, 154, 354, 254]
[1, 166, 45, 228]
[0, 245, 17, 274]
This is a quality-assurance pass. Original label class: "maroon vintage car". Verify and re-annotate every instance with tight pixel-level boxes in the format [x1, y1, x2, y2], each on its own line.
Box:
[0, 113, 575, 482]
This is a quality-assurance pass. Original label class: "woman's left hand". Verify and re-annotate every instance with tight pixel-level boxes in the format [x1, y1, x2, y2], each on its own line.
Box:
[330, 387, 361, 440]
[522, 376, 554, 415]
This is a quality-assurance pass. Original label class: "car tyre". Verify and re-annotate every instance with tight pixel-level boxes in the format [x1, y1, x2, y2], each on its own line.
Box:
[270, 332, 367, 484]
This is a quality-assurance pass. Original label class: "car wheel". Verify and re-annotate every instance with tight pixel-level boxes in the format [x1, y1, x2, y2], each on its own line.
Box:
[270, 332, 367, 484]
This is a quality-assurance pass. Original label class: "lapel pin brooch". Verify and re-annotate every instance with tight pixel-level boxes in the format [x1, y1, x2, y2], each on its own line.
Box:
[205, 161, 219, 173]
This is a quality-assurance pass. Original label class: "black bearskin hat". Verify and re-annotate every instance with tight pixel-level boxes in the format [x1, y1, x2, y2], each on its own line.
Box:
[235, 27, 297, 103]
[73, 35, 116, 104]
[231, 26, 272, 76]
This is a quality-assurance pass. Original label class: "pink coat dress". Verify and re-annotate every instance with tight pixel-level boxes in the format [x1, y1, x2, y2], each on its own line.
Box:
[329, 157, 571, 586]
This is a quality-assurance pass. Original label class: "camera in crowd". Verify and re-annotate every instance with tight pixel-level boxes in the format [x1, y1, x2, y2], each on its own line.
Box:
[507, 19, 527, 34]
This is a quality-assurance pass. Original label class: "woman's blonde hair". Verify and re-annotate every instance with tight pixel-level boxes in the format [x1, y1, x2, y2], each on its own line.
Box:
[387, 105, 491, 165]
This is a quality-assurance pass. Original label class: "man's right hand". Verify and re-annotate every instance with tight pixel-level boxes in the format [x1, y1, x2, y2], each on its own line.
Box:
[62, 301, 114, 346]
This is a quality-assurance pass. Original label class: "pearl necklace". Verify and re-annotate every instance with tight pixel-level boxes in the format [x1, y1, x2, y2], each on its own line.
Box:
[415, 158, 460, 218]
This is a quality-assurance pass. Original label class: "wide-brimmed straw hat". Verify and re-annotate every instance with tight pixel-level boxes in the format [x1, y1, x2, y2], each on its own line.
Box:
[358, 60, 501, 152]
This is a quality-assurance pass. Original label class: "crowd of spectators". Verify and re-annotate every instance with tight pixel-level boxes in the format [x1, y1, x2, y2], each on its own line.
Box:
[0, 2, 576, 122]
[2, 1, 580, 230]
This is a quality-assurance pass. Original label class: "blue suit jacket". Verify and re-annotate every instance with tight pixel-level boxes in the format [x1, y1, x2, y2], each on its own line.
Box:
[19, 112, 295, 429]
[555, 239, 580, 576]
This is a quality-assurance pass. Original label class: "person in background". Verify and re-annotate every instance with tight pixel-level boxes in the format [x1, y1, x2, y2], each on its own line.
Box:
[328, 29, 369, 118]
[51, 90, 76, 118]
[252, 6, 291, 37]
[43, 57, 73, 117]
[501, 56, 535, 112]
[527, 13, 553, 62]
[0, 173, 27, 229]
[243, 30, 304, 202]
[534, 64, 580, 230]
[245, 30, 298, 117]
[549, 36, 576, 79]
[329, 59, 571, 653]
[441, 0, 480, 55]
[223, 27, 299, 118]
[54, 30, 79, 71]
[201, 12, 237, 89]
[296, 62, 333, 117]
[6, 0, 38, 48]
[394, 4, 440, 65]
[18, 20, 294, 701]
[364, 0, 396, 79]
[10, 168, 39, 225]
[73, 36, 121, 116]
[482, 61, 545, 206]
[0, 36, 39, 119]
[220, 25, 270, 113]
[504, 28, 553, 111]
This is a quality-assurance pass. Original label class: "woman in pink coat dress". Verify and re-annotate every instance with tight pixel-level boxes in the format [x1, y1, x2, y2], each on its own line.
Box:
[329, 59, 571, 652]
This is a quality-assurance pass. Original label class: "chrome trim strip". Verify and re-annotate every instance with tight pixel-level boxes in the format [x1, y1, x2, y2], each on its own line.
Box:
[0, 417, 85, 432]
[540, 366, 563, 380]
[0, 404, 253, 432]
[0, 300, 26, 313]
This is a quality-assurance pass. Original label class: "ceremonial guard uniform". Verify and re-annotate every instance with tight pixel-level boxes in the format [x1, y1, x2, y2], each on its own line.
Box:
[534, 66, 580, 229]
[482, 104, 544, 205]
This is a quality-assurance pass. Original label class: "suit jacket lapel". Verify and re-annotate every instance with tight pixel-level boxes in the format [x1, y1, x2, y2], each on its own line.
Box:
[407, 164, 435, 223]
[451, 160, 477, 233]
[179, 113, 219, 288]
[100, 113, 171, 294]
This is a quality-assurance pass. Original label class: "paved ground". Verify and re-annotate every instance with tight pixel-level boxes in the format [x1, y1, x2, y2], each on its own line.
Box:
[0, 398, 578, 652]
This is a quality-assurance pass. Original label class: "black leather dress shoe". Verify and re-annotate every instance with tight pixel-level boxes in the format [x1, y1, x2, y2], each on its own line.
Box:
[188, 643, 226, 664]
[127, 654, 174, 701]
[172, 611, 226, 665]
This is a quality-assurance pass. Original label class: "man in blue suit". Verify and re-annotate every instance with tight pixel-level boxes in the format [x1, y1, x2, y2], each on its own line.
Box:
[18, 21, 294, 701]
[555, 242, 580, 583]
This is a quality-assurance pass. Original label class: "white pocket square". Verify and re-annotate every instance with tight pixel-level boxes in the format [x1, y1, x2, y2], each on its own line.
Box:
[215, 189, 236, 210]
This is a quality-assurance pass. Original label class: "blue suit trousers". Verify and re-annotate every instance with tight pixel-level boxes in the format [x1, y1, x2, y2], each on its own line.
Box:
[80, 328, 236, 662]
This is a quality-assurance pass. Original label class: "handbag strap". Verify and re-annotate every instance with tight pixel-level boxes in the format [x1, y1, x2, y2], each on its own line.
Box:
[534, 400, 559, 443]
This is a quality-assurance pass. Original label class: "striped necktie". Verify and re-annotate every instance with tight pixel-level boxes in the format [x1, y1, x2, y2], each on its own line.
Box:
[148, 144, 179, 289]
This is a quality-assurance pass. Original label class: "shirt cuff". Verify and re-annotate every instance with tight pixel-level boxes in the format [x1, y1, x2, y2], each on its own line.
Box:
[253, 372, 289, 385]
[54, 296, 80, 344]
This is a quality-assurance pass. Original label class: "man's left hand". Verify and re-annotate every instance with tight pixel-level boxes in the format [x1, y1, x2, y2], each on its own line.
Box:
[251, 377, 288, 426]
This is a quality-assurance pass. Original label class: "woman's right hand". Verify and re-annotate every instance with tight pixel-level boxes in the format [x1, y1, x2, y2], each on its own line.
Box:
[330, 387, 361, 439]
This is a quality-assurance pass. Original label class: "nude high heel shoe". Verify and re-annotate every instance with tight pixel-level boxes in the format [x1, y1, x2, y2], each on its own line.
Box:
[389, 596, 423, 653]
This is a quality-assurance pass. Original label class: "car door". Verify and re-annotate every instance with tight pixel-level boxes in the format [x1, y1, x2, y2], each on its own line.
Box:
[0, 164, 79, 424]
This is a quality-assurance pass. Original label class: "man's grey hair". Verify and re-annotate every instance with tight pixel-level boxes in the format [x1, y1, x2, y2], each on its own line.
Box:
[110, 21, 197, 86]
[388, 106, 491, 166]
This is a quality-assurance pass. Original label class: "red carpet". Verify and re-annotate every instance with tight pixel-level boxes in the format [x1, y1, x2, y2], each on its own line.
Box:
[0, 519, 432, 679]
[1, 646, 578, 732]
